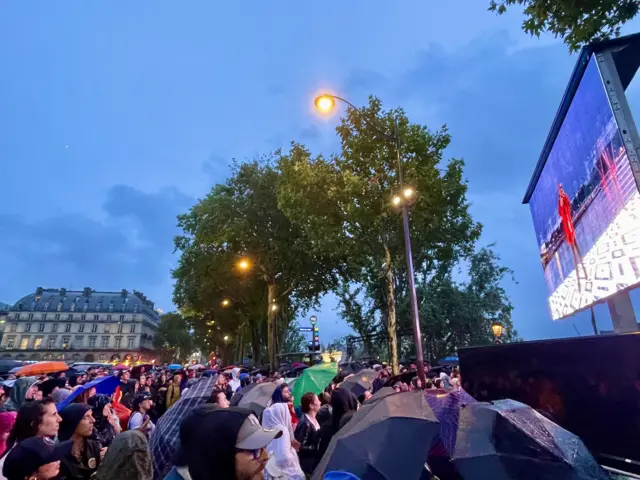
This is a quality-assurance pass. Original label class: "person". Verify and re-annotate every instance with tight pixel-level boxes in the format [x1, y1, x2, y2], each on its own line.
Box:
[88, 395, 120, 448]
[128, 392, 155, 436]
[93, 430, 153, 480]
[0, 413, 16, 457]
[270, 384, 291, 405]
[206, 388, 230, 408]
[316, 392, 332, 426]
[165, 375, 181, 410]
[2, 436, 71, 480]
[58, 404, 103, 480]
[4, 398, 62, 456]
[229, 368, 241, 394]
[154, 374, 169, 417]
[558, 183, 587, 290]
[117, 371, 135, 410]
[262, 403, 304, 480]
[37, 378, 67, 399]
[294, 392, 321, 475]
[316, 389, 358, 463]
[163, 405, 282, 480]
[0, 378, 38, 413]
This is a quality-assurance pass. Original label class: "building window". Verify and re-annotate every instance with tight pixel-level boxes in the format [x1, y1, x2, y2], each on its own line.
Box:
[101, 337, 109, 348]
[38, 324, 45, 332]
[28, 314, 34, 321]
[74, 336, 83, 348]
[47, 337, 56, 349]
[6, 337, 15, 348]
[91, 324, 98, 333]
[62, 337, 70, 349]
[119, 315, 125, 322]
[10, 324, 17, 333]
[130, 325, 136, 333]
[132, 314, 137, 321]
[79, 324, 85, 333]
[25, 324, 31, 332]
[107, 315, 112, 321]
[88, 337, 96, 348]
[115, 337, 122, 349]
[13, 314, 20, 321]
[65, 324, 71, 332]
[127, 337, 134, 349]
[57, 302, 63, 312]
[104, 325, 110, 333]
[117, 324, 123, 333]
[54, 314, 60, 321]
[34, 338, 43, 349]
[67, 314, 73, 321]
[41, 314, 46, 321]
[52, 324, 58, 333]
[81, 314, 86, 321]
[93, 315, 99, 321]
[19, 338, 28, 350]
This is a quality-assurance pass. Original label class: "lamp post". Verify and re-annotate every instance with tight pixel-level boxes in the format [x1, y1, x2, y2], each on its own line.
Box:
[491, 322, 504, 344]
[314, 93, 426, 385]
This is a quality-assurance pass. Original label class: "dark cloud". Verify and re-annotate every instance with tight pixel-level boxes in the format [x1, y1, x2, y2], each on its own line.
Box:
[0, 185, 194, 305]
[202, 155, 231, 183]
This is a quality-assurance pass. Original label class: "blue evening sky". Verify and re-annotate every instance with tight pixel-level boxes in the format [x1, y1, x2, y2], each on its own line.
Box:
[2, 2, 640, 343]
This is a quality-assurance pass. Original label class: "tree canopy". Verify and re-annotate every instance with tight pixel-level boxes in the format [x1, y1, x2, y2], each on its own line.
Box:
[489, 0, 639, 51]
[153, 312, 195, 364]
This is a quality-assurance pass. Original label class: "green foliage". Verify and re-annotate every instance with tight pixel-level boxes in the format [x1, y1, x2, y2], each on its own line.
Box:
[489, 0, 639, 51]
[282, 320, 307, 353]
[153, 312, 195, 363]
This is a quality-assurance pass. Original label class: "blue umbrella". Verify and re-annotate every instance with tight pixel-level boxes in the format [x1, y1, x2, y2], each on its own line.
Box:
[439, 356, 459, 366]
[56, 375, 120, 410]
[167, 364, 182, 370]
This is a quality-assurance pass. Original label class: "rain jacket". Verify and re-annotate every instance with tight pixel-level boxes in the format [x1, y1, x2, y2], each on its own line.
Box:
[228, 368, 241, 393]
[94, 430, 153, 480]
[316, 389, 358, 463]
[0, 377, 37, 412]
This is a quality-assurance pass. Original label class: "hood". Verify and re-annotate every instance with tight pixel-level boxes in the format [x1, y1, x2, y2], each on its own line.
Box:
[59, 403, 91, 441]
[88, 394, 111, 430]
[3, 377, 37, 411]
[331, 388, 359, 433]
[175, 405, 251, 480]
[231, 368, 240, 380]
[94, 430, 153, 480]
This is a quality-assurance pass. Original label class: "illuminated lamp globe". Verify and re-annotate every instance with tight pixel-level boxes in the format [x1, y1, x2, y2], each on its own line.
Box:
[314, 95, 335, 113]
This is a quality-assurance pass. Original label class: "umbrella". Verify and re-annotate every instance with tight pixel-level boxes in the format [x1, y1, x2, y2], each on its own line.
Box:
[365, 386, 397, 404]
[15, 361, 67, 377]
[188, 364, 205, 370]
[237, 382, 277, 417]
[150, 377, 218, 477]
[339, 369, 377, 398]
[312, 390, 441, 480]
[452, 400, 609, 480]
[130, 364, 153, 377]
[292, 362, 337, 407]
[424, 388, 477, 456]
[0, 360, 24, 376]
[56, 375, 120, 410]
[230, 382, 261, 407]
[338, 361, 364, 376]
[439, 356, 459, 366]
[201, 369, 217, 378]
[384, 370, 417, 387]
[167, 364, 182, 370]
[112, 364, 130, 371]
[291, 362, 306, 369]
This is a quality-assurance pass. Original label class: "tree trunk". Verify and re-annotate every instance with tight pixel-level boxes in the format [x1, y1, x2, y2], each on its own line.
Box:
[251, 325, 262, 364]
[384, 246, 399, 375]
[267, 280, 278, 371]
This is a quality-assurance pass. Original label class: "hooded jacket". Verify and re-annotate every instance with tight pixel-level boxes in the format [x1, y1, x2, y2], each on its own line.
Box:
[228, 368, 241, 394]
[316, 389, 359, 463]
[88, 394, 116, 448]
[0, 377, 38, 413]
[58, 404, 102, 480]
[94, 430, 153, 480]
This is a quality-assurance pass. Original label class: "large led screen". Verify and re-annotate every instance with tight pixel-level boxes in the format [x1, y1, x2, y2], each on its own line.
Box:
[529, 55, 640, 320]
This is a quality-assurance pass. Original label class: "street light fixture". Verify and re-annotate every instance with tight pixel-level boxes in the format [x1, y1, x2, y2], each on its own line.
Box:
[491, 322, 504, 344]
[237, 258, 250, 271]
[392, 195, 402, 207]
[271, 303, 279, 312]
[223, 335, 229, 342]
[313, 93, 426, 385]
[221, 299, 231, 308]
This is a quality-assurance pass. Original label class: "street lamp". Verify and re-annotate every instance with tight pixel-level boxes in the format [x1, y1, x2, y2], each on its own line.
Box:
[221, 299, 231, 308]
[237, 258, 250, 271]
[491, 322, 504, 344]
[313, 93, 426, 385]
[224, 335, 229, 342]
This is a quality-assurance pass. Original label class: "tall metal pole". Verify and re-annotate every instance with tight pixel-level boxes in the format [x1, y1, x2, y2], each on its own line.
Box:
[395, 120, 426, 386]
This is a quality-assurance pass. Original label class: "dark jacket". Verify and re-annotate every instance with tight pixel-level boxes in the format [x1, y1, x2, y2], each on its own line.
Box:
[59, 438, 102, 480]
[294, 414, 319, 474]
[316, 389, 359, 463]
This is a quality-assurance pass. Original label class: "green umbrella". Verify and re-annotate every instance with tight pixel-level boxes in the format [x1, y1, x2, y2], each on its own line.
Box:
[292, 362, 337, 406]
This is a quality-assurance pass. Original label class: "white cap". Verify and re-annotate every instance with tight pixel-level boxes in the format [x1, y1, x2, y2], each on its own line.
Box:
[236, 414, 282, 450]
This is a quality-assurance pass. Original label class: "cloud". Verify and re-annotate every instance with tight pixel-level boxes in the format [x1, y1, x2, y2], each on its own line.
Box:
[0, 185, 194, 308]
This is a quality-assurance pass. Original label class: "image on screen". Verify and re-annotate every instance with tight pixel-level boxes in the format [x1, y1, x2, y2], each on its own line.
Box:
[529, 55, 640, 320]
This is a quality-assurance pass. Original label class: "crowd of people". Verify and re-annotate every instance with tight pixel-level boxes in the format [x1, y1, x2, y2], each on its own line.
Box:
[0, 362, 457, 480]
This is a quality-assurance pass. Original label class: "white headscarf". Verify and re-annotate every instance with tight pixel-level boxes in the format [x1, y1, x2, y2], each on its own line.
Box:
[262, 403, 305, 480]
[229, 368, 241, 393]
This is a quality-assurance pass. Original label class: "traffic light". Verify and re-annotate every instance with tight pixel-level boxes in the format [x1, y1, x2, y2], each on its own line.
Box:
[307, 341, 321, 352]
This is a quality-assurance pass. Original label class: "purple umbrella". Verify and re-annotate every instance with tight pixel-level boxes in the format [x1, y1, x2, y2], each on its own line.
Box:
[425, 388, 477, 455]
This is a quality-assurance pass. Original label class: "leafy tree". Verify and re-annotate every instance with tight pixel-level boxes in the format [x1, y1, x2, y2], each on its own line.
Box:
[173, 159, 339, 368]
[282, 320, 307, 353]
[153, 312, 195, 363]
[489, 0, 639, 51]
[279, 97, 481, 373]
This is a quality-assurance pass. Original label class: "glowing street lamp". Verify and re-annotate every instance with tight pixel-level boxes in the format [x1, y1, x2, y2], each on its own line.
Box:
[491, 322, 504, 344]
[392, 195, 402, 207]
[237, 258, 250, 271]
[271, 303, 279, 312]
[314, 95, 336, 113]
[403, 187, 415, 199]
[221, 299, 231, 308]
[223, 335, 229, 342]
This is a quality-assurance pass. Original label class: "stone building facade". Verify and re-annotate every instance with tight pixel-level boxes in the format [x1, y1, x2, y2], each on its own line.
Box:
[1, 287, 160, 363]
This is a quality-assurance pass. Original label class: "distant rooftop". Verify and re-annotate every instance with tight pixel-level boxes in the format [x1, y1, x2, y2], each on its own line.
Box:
[0, 302, 10, 312]
[9, 287, 160, 320]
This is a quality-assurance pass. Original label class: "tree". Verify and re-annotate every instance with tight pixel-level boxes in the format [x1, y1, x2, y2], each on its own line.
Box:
[282, 320, 307, 353]
[153, 312, 195, 363]
[173, 159, 340, 368]
[489, 0, 639, 51]
[279, 97, 481, 373]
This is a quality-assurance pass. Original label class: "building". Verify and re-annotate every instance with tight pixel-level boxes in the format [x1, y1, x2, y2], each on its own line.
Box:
[1, 287, 160, 363]
[0, 303, 9, 346]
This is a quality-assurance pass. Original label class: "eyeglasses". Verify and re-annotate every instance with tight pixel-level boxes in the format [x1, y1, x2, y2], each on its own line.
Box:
[236, 448, 263, 460]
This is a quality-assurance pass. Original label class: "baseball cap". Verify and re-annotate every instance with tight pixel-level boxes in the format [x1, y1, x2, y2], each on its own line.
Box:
[236, 413, 282, 449]
[3, 437, 71, 480]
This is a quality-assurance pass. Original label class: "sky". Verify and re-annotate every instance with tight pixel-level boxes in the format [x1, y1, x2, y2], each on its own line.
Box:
[2, 1, 640, 344]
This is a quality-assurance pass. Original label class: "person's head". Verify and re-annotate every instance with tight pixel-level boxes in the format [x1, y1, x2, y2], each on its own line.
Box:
[133, 392, 153, 413]
[362, 390, 372, 401]
[0, 411, 17, 455]
[320, 392, 331, 406]
[270, 383, 291, 404]
[87, 394, 112, 430]
[434, 379, 443, 389]
[173, 374, 182, 385]
[392, 382, 402, 393]
[2, 436, 71, 480]
[207, 388, 230, 408]
[411, 377, 422, 390]
[301, 393, 321, 415]
[145, 377, 153, 387]
[330, 389, 359, 432]
[8, 398, 61, 450]
[139, 374, 146, 384]
[160, 374, 167, 384]
[175, 406, 281, 480]
[58, 404, 94, 441]
[121, 371, 130, 382]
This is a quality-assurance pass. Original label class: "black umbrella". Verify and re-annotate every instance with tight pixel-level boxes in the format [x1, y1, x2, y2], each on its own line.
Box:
[453, 400, 609, 480]
[338, 361, 365, 376]
[312, 390, 440, 480]
[364, 386, 397, 404]
[230, 382, 260, 407]
[383, 370, 416, 387]
[237, 382, 277, 418]
[340, 369, 377, 398]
